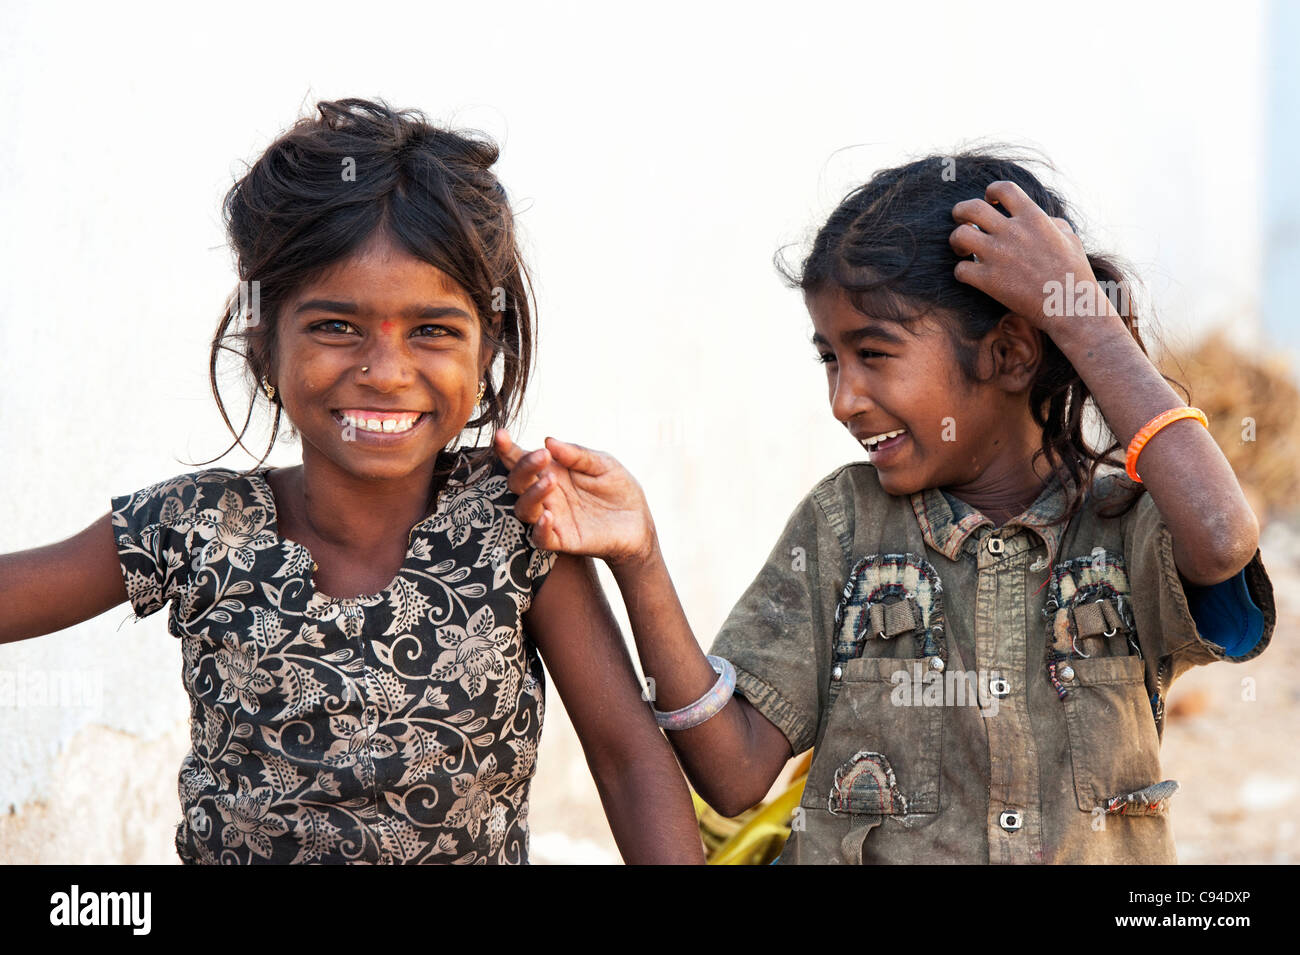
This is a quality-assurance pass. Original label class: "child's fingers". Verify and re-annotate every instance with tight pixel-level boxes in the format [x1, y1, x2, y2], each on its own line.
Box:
[528, 509, 559, 550]
[495, 429, 554, 496]
[515, 471, 556, 525]
[492, 428, 529, 469]
[952, 197, 1006, 234]
[505, 449, 554, 498]
[984, 180, 1041, 219]
[949, 222, 990, 260]
[953, 258, 986, 290]
[543, 437, 604, 475]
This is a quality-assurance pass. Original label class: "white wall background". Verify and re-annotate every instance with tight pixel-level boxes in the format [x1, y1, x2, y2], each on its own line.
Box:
[0, 0, 1272, 861]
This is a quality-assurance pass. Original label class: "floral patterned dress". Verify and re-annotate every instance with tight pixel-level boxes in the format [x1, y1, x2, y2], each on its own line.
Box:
[110, 447, 557, 864]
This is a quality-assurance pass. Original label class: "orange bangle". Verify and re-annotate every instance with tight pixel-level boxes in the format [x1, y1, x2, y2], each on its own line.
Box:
[1125, 406, 1208, 483]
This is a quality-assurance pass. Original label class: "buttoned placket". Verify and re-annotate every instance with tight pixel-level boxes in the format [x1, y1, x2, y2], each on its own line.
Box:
[967, 525, 1048, 864]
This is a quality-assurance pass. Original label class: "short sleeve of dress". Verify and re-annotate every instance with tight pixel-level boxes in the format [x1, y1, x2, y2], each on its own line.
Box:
[110, 471, 200, 621]
[708, 484, 845, 757]
[1123, 489, 1275, 688]
[525, 542, 558, 598]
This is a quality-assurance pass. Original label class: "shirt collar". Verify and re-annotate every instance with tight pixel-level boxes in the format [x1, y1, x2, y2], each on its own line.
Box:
[909, 468, 1080, 567]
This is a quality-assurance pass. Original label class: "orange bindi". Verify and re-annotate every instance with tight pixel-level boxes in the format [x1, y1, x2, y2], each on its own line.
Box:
[381, 320, 394, 332]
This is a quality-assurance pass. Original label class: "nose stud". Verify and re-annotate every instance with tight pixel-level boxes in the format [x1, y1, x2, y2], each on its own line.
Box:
[360, 366, 369, 374]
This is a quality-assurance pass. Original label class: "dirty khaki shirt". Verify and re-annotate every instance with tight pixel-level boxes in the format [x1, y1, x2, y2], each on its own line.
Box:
[710, 463, 1274, 864]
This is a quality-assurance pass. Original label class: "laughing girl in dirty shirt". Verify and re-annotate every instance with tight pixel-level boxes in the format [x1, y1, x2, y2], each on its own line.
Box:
[495, 151, 1276, 863]
[0, 98, 702, 864]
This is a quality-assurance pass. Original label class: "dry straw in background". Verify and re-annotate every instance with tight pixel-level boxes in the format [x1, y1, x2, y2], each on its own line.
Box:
[1157, 327, 1300, 527]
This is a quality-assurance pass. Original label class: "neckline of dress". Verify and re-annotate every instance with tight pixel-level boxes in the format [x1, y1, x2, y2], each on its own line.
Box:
[248, 449, 477, 603]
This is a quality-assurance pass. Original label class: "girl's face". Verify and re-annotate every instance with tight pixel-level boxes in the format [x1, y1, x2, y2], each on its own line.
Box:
[270, 230, 492, 482]
[807, 285, 1033, 498]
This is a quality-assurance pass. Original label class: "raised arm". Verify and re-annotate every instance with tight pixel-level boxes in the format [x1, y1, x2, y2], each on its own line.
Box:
[497, 430, 792, 818]
[0, 512, 129, 644]
[950, 179, 1259, 584]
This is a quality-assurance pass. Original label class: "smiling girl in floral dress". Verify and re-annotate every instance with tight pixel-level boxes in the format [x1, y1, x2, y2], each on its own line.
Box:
[0, 97, 703, 864]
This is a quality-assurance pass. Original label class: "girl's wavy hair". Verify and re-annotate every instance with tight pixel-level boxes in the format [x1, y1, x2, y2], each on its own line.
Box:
[189, 97, 536, 483]
[780, 148, 1190, 526]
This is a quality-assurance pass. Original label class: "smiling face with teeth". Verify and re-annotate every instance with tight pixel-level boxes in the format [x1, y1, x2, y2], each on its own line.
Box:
[807, 284, 1055, 515]
[268, 229, 494, 486]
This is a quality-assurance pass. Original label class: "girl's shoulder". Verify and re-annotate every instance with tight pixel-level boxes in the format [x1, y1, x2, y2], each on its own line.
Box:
[109, 467, 272, 622]
[110, 466, 268, 530]
[412, 446, 559, 591]
[109, 449, 523, 539]
[426, 446, 527, 519]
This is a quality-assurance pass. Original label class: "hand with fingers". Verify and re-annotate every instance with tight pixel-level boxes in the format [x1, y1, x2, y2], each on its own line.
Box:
[949, 179, 1113, 335]
[492, 428, 658, 569]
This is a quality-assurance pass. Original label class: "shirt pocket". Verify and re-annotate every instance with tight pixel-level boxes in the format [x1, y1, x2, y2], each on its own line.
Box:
[808, 553, 947, 818]
[1043, 550, 1166, 812]
[815, 657, 944, 817]
[1059, 655, 1166, 812]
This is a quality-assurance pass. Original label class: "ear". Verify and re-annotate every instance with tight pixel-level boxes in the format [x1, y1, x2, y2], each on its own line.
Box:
[989, 312, 1042, 392]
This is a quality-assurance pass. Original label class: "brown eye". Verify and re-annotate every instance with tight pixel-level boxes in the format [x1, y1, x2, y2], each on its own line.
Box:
[413, 325, 454, 338]
[311, 320, 354, 334]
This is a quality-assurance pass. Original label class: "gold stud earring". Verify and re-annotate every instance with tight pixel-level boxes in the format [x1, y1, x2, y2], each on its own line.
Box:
[261, 375, 276, 401]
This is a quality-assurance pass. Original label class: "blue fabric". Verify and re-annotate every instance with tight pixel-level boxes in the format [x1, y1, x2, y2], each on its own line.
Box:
[1184, 566, 1265, 658]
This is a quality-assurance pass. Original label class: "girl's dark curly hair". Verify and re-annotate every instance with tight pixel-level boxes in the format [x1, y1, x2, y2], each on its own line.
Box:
[190, 97, 536, 483]
[781, 148, 1191, 526]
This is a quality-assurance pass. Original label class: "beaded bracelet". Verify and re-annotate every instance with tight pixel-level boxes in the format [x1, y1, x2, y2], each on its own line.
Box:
[652, 655, 737, 731]
[1125, 406, 1208, 483]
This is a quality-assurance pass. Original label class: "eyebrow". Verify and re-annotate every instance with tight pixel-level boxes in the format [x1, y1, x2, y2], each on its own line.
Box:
[810, 323, 909, 348]
[294, 300, 472, 320]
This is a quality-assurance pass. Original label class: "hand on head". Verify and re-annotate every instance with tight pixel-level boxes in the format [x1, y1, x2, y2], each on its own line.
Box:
[492, 429, 657, 567]
[950, 179, 1099, 334]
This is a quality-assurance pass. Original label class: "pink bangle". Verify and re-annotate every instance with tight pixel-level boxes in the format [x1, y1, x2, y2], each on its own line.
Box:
[652, 656, 736, 731]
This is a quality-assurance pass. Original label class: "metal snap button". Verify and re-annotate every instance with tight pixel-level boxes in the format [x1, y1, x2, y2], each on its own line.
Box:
[987, 536, 1004, 554]
[990, 677, 1011, 698]
[928, 656, 945, 673]
[831, 665, 843, 681]
[999, 810, 1023, 831]
[1059, 665, 1076, 682]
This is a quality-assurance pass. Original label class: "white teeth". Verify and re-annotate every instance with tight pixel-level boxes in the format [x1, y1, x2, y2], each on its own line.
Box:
[338, 412, 421, 433]
[864, 428, 906, 448]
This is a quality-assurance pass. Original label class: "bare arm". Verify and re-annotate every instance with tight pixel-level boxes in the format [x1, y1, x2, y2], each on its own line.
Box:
[498, 429, 793, 818]
[609, 544, 794, 818]
[0, 512, 129, 645]
[951, 180, 1259, 584]
[524, 552, 705, 863]
[1046, 318, 1257, 584]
